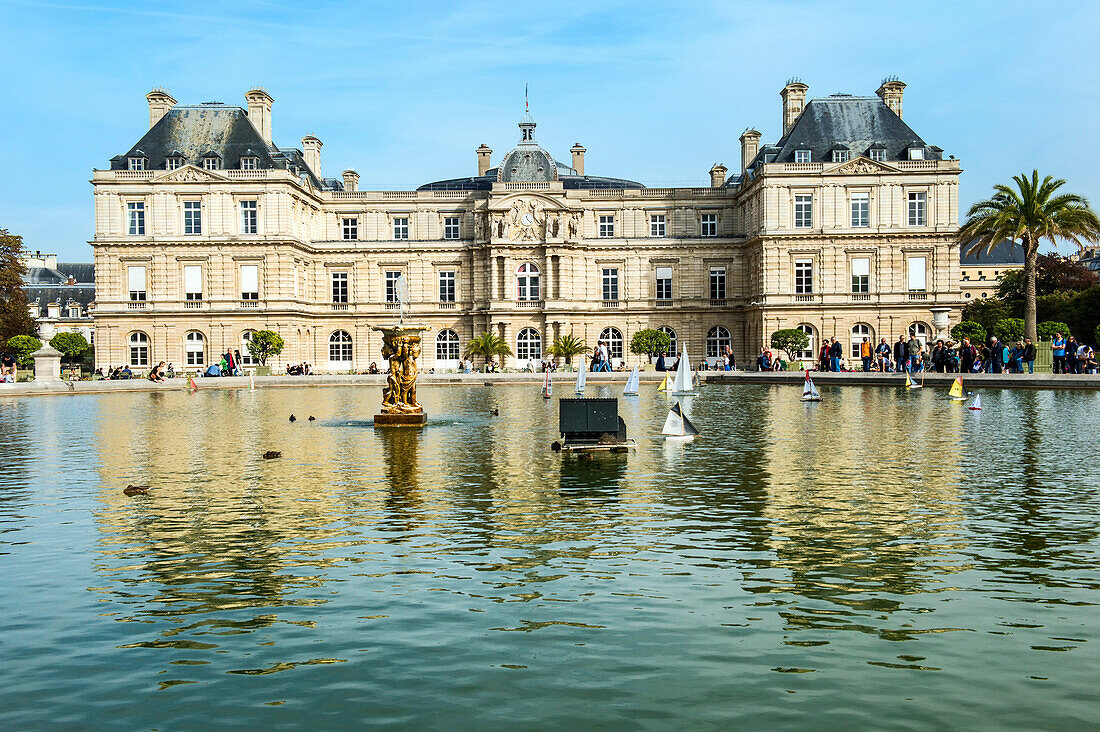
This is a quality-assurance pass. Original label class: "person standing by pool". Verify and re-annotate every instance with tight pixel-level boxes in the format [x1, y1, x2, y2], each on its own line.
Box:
[875, 338, 891, 372]
[989, 337, 1004, 373]
[1, 351, 15, 383]
[1022, 338, 1036, 374]
[1065, 336, 1079, 374]
[1076, 340, 1090, 374]
[906, 335, 921, 373]
[860, 337, 872, 372]
[893, 336, 906, 374]
[656, 351, 666, 372]
[818, 340, 829, 372]
[931, 340, 947, 372]
[1052, 333, 1066, 373]
[829, 337, 842, 372]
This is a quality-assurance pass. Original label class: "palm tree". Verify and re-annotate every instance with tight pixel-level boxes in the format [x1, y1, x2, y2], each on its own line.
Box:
[546, 333, 588, 365]
[958, 171, 1100, 342]
[464, 331, 513, 367]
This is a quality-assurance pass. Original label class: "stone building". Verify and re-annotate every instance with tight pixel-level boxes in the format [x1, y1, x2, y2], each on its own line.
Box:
[959, 240, 1024, 302]
[21, 250, 95, 342]
[90, 80, 962, 372]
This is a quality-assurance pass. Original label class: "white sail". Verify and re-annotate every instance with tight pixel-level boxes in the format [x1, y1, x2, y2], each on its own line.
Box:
[671, 349, 694, 394]
[543, 369, 552, 398]
[968, 393, 982, 411]
[663, 402, 698, 439]
[575, 356, 586, 394]
[624, 366, 639, 395]
[801, 371, 821, 401]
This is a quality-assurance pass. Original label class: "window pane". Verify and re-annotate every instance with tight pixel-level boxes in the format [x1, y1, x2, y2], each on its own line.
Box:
[241, 265, 259, 293]
[183, 265, 201, 294]
[127, 266, 145, 292]
[851, 257, 869, 276]
[655, 266, 672, 279]
[907, 256, 927, 290]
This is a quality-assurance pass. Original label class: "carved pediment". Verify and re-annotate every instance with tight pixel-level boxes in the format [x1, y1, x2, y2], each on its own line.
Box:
[826, 156, 898, 175]
[155, 165, 226, 183]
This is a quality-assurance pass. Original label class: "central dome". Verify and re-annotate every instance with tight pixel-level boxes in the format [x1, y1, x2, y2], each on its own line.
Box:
[496, 112, 570, 183]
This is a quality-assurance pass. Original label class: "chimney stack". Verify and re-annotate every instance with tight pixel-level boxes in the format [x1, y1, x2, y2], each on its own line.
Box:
[476, 144, 492, 176]
[301, 135, 322, 175]
[570, 143, 587, 176]
[342, 169, 359, 192]
[876, 77, 906, 118]
[739, 128, 762, 175]
[709, 163, 727, 188]
[146, 87, 176, 129]
[244, 87, 274, 144]
[780, 79, 809, 136]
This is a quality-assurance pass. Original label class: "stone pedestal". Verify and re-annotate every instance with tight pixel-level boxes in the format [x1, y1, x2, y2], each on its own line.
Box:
[31, 344, 63, 382]
[374, 411, 428, 427]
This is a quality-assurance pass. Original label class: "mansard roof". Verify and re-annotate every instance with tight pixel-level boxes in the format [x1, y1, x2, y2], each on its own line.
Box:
[109, 104, 339, 190]
[23, 263, 96, 317]
[960, 239, 1025, 265]
[417, 173, 644, 191]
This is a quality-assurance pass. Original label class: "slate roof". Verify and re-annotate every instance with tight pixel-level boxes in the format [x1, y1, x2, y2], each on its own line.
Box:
[109, 104, 340, 191]
[418, 173, 644, 191]
[960, 239, 1025, 265]
[22, 264, 96, 317]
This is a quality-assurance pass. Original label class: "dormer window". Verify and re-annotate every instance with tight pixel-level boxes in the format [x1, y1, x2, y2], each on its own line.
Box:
[794, 149, 811, 164]
[202, 156, 221, 170]
[869, 148, 885, 162]
[240, 156, 259, 170]
[908, 146, 925, 160]
[832, 150, 849, 163]
[166, 157, 183, 170]
[127, 157, 146, 171]
[68, 306, 81, 319]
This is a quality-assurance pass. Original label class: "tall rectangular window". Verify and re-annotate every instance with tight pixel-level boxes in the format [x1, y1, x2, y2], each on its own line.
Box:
[794, 259, 813, 294]
[602, 268, 619, 301]
[341, 218, 358, 240]
[655, 266, 672, 300]
[127, 202, 145, 235]
[907, 256, 927, 291]
[710, 267, 726, 300]
[443, 217, 460, 240]
[393, 217, 409, 240]
[240, 264, 259, 300]
[794, 194, 813, 228]
[183, 265, 202, 301]
[851, 257, 870, 293]
[794, 150, 811, 164]
[700, 213, 718, 237]
[650, 215, 666, 237]
[385, 271, 402, 302]
[331, 272, 348, 303]
[127, 265, 146, 301]
[908, 191, 927, 226]
[598, 215, 615, 238]
[850, 193, 869, 227]
[183, 200, 202, 235]
[240, 200, 258, 234]
[439, 270, 456, 302]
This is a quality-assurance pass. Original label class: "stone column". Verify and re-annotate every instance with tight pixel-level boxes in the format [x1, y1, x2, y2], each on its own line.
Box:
[31, 345, 63, 382]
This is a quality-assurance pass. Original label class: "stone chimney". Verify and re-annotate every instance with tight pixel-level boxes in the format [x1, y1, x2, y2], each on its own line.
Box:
[244, 87, 274, 144]
[780, 79, 809, 136]
[476, 144, 492, 176]
[342, 169, 359, 192]
[709, 163, 727, 188]
[739, 128, 762, 175]
[146, 87, 176, 129]
[877, 77, 906, 118]
[571, 143, 587, 176]
[302, 135, 322, 174]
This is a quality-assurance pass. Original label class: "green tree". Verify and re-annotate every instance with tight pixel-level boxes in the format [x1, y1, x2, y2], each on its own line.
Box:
[996, 254, 1098, 299]
[958, 171, 1100, 342]
[464, 331, 513, 366]
[0, 229, 37, 342]
[1037, 321, 1070, 341]
[546, 333, 588, 365]
[49, 332, 89, 367]
[245, 329, 284, 366]
[770, 328, 810, 362]
[960, 298, 1012, 337]
[993, 318, 1025, 343]
[629, 328, 671, 359]
[7, 335, 41, 368]
[950, 321, 986, 344]
[1095, 323, 1100, 347]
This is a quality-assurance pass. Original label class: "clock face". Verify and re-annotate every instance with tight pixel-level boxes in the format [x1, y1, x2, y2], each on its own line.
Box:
[521, 213, 534, 226]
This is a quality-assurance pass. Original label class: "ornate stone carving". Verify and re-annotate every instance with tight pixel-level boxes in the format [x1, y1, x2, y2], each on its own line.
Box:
[473, 213, 486, 241]
[505, 198, 547, 242]
[375, 326, 423, 414]
[566, 212, 580, 240]
[160, 165, 222, 182]
[830, 157, 893, 175]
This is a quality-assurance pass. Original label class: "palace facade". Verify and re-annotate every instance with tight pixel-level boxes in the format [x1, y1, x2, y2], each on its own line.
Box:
[90, 80, 962, 372]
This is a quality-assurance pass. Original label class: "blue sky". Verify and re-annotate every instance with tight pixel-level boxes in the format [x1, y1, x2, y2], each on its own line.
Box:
[1, 0, 1097, 261]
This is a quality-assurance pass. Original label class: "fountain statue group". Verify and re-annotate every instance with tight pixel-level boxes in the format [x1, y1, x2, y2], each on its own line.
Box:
[372, 324, 429, 426]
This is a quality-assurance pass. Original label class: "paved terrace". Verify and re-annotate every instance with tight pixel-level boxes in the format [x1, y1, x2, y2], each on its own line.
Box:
[1, 370, 1097, 397]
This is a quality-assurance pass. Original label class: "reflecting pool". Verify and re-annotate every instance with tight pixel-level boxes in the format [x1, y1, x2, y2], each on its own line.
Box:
[2, 384, 1099, 728]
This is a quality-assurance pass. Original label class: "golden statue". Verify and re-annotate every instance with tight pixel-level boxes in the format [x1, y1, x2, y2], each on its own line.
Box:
[372, 324, 428, 426]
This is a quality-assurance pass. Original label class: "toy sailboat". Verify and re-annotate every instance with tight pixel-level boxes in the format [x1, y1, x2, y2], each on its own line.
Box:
[948, 377, 966, 401]
[657, 375, 668, 391]
[623, 366, 639, 395]
[905, 372, 922, 389]
[670, 350, 695, 395]
[249, 373, 256, 392]
[967, 393, 982, 411]
[662, 402, 698, 441]
[801, 370, 821, 401]
[187, 376, 198, 393]
[575, 357, 586, 395]
[543, 369, 552, 399]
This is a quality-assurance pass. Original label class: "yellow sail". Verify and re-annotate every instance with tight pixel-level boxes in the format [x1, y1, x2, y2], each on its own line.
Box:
[949, 377, 964, 399]
[905, 372, 914, 388]
[657, 375, 668, 391]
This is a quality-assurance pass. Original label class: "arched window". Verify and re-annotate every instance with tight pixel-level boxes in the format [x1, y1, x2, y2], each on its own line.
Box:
[850, 323, 873, 358]
[796, 324, 816, 360]
[436, 329, 460, 361]
[516, 328, 542, 361]
[909, 322, 930, 347]
[516, 263, 541, 301]
[598, 327, 624, 360]
[706, 326, 731, 358]
[240, 330, 257, 366]
[185, 331, 205, 366]
[329, 330, 352, 363]
[658, 326, 677, 357]
[128, 331, 149, 367]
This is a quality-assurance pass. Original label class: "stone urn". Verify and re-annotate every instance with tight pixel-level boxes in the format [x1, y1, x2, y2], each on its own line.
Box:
[930, 307, 952, 341]
[31, 344, 64, 382]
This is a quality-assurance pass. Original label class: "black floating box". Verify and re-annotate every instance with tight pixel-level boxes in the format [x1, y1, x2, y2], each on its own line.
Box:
[558, 398, 626, 443]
